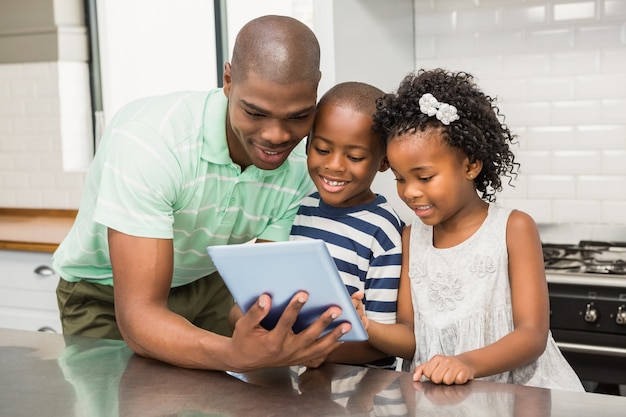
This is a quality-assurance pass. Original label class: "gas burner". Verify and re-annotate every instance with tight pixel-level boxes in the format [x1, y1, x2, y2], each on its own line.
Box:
[542, 241, 626, 276]
[583, 259, 626, 275]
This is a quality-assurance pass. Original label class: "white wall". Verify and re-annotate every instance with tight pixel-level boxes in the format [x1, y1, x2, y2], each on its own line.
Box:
[410, 0, 626, 225]
[1, 0, 625, 226]
[96, 0, 218, 126]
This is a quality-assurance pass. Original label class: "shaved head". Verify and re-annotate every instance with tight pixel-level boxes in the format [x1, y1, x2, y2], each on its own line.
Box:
[229, 15, 321, 85]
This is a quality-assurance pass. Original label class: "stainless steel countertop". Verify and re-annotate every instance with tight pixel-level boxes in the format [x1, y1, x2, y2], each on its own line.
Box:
[2, 327, 625, 417]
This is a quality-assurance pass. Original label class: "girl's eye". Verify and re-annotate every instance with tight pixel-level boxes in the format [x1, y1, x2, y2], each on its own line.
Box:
[419, 176, 433, 182]
[394, 177, 405, 184]
[314, 147, 330, 155]
[348, 156, 365, 162]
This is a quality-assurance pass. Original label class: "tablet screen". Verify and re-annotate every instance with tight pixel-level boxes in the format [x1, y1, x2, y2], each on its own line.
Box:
[206, 240, 368, 342]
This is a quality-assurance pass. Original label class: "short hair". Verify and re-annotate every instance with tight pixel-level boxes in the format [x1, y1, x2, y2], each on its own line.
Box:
[230, 15, 320, 85]
[315, 81, 386, 149]
[318, 81, 384, 116]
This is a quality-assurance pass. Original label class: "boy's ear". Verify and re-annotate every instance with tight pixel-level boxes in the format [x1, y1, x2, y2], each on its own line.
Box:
[378, 156, 390, 172]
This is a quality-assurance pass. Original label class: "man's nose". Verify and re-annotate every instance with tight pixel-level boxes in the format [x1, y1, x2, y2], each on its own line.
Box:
[260, 119, 291, 145]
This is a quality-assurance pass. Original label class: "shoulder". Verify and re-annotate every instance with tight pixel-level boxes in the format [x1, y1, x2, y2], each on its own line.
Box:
[371, 195, 405, 229]
[506, 209, 538, 235]
[505, 208, 542, 251]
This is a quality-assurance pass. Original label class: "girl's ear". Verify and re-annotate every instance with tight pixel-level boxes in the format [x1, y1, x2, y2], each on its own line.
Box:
[466, 159, 483, 180]
[378, 156, 390, 172]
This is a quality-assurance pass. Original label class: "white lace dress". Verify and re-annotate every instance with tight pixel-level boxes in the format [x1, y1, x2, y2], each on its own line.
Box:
[408, 204, 584, 391]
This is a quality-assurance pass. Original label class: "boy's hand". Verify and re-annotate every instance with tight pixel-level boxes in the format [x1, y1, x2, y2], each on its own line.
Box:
[350, 291, 369, 330]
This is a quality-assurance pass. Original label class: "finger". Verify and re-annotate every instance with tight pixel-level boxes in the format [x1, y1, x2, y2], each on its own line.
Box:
[454, 369, 471, 385]
[272, 291, 309, 335]
[351, 291, 364, 302]
[295, 303, 347, 344]
[413, 365, 424, 382]
[423, 359, 445, 384]
[441, 368, 460, 385]
[237, 293, 272, 331]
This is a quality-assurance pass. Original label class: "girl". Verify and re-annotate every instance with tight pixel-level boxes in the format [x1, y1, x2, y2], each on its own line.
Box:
[368, 68, 584, 391]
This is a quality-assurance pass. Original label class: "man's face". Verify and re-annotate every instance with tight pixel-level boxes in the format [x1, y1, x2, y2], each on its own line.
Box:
[223, 66, 318, 170]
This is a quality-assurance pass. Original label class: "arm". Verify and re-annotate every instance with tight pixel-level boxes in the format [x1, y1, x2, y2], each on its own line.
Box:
[325, 225, 415, 365]
[363, 226, 415, 360]
[109, 228, 351, 372]
[414, 210, 549, 384]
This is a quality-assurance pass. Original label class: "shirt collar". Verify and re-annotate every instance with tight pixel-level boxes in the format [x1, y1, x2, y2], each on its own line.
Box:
[201, 89, 231, 165]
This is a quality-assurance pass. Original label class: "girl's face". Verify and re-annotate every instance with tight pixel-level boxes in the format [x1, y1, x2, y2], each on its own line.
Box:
[306, 104, 387, 208]
[386, 128, 481, 227]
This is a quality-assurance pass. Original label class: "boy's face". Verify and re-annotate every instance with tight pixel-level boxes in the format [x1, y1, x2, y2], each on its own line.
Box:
[223, 66, 318, 171]
[307, 104, 388, 208]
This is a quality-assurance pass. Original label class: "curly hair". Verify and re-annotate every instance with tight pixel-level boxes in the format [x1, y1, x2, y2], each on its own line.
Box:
[373, 68, 519, 202]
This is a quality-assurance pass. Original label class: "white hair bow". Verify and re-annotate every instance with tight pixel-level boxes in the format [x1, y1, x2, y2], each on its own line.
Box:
[418, 93, 460, 125]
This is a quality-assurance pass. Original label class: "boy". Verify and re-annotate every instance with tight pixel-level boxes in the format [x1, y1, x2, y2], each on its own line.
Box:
[290, 82, 406, 368]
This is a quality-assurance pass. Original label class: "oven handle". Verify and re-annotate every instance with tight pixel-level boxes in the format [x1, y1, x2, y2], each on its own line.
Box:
[557, 342, 626, 358]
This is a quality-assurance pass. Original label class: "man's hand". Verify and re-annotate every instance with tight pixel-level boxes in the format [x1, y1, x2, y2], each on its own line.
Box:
[225, 291, 351, 372]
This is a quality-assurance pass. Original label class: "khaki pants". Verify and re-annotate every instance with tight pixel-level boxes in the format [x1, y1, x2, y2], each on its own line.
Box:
[56, 272, 234, 340]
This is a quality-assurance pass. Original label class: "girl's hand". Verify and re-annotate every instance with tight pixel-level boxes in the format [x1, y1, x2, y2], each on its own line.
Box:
[413, 355, 475, 385]
[350, 291, 369, 330]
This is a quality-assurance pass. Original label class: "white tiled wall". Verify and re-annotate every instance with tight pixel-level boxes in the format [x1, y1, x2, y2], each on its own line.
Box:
[0, 62, 90, 208]
[413, 0, 626, 225]
[1, 1, 625, 226]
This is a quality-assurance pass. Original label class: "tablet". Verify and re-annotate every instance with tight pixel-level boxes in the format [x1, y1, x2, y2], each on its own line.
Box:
[206, 239, 368, 342]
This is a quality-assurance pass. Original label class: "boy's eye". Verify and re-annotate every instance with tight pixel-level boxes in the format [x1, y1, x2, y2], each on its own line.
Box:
[314, 147, 330, 155]
[394, 177, 405, 184]
[419, 176, 433, 182]
[348, 156, 365, 162]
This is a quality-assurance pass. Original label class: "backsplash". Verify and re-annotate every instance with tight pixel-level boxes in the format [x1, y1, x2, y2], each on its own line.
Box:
[0, 0, 625, 226]
[0, 62, 90, 208]
[411, 0, 626, 225]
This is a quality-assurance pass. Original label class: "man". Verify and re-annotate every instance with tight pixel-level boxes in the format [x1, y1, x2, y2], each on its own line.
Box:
[53, 15, 351, 372]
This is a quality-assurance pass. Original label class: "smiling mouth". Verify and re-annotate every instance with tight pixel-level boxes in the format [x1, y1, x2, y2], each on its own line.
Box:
[322, 176, 348, 187]
[413, 205, 432, 212]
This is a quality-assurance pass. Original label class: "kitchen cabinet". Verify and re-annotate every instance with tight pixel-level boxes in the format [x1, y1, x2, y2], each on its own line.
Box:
[0, 250, 61, 333]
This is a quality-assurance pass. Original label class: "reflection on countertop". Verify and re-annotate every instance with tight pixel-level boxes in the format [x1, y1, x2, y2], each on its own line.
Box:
[1, 328, 626, 417]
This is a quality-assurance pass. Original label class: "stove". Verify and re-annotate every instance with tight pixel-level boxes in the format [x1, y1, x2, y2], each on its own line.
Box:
[543, 239, 626, 396]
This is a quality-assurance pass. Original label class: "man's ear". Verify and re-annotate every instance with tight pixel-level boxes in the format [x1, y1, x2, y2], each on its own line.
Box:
[378, 156, 390, 172]
[223, 62, 232, 96]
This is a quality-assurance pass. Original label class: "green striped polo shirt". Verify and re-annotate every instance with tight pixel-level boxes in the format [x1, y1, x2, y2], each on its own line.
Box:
[52, 89, 314, 287]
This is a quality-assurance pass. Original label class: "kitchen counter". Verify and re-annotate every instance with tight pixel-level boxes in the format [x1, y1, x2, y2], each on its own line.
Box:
[1, 328, 625, 417]
[0, 208, 76, 252]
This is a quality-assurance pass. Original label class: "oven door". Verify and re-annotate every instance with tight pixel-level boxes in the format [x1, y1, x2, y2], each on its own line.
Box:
[548, 275, 626, 395]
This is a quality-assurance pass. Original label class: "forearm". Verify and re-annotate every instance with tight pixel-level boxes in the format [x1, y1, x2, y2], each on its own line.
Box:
[456, 326, 547, 379]
[366, 320, 415, 360]
[118, 302, 236, 371]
